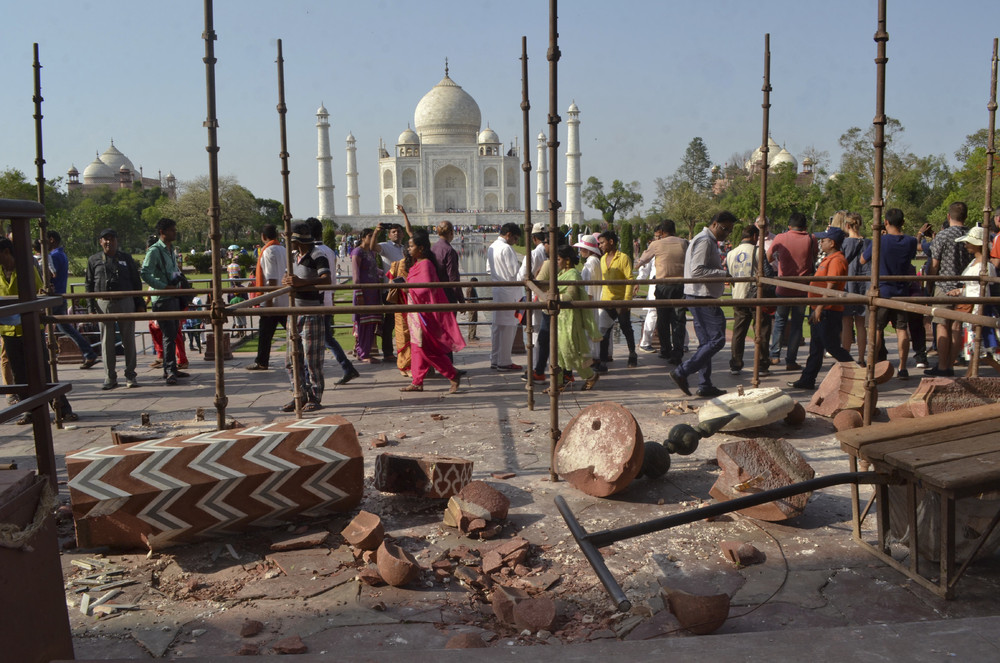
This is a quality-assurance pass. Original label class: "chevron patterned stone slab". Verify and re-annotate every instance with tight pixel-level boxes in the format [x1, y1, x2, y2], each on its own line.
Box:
[66, 416, 363, 549]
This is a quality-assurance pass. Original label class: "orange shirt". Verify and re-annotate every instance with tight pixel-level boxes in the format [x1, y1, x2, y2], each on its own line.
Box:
[808, 250, 847, 312]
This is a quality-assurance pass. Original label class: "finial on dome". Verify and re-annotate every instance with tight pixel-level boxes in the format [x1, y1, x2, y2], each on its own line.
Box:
[444, 57, 449, 78]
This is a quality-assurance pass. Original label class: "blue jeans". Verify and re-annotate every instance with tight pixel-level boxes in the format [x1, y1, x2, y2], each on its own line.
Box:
[677, 296, 726, 389]
[770, 305, 806, 364]
[323, 315, 355, 374]
[54, 302, 97, 360]
[800, 310, 855, 386]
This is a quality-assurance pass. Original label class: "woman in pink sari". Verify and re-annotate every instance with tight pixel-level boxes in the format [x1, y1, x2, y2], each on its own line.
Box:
[399, 229, 465, 393]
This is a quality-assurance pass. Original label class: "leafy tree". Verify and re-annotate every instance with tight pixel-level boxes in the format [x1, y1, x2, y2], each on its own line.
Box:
[930, 128, 998, 226]
[256, 198, 284, 226]
[653, 178, 717, 238]
[837, 117, 918, 213]
[676, 137, 712, 192]
[582, 177, 643, 223]
[164, 175, 261, 248]
[619, 220, 634, 262]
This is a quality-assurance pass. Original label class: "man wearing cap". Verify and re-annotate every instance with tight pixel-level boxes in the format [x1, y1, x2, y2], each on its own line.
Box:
[860, 208, 918, 378]
[487, 222, 523, 370]
[788, 226, 855, 389]
[575, 233, 604, 370]
[281, 222, 330, 412]
[636, 219, 689, 364]
[669, 212, 735, 398]
[926, 202, 971, 376]
[141, 217, 188, 385]
[47, 230, 100, 369]
[86, 228, 143, 389]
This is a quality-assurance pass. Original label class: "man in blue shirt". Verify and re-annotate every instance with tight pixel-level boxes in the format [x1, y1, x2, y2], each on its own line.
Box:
[47, 230, 99, 368]
[861, 208, 918, 377]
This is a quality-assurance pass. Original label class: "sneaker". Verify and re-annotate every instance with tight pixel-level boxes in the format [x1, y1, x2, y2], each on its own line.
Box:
[498, 363, 522, 371]
[165, 375, 178, 386]
[898, 368, 909, 379]
[924, 366, 955, 377]
[526, 371, 545, 383]
[245, 362, 269, 371]
[336, 368, 360, 385]
[669, 370, 691, 396]
[639, 345, 655, 354]
[730, 368, 742, 376]
[126, 380, 139, 389]
[697, 386, 727, 398]
[101, 382, 118, 391]
[490, 364, 499, 370]
[627, 353, 638, 368]
[914, 354, 928, 369]
[785, 362, 803, 371]
[80, 356, 100, 369]
[786, 380, 816, 390]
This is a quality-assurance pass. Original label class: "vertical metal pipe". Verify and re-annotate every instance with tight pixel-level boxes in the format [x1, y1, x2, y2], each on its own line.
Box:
[202, 0, 228, 429]
[863, 0, 888, 425]
[275, 39, 304, 417]
[32, 43, 64, 427]
[546, 0, 562, 481]
[520, 37, 535, 410]
[970, 39, 998, 376]
[753, 34, 771, 389]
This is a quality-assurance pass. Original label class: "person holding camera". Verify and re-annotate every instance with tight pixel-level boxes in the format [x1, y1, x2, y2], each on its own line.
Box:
[141, 217, 189, 385]
[86, 228, 143, 390]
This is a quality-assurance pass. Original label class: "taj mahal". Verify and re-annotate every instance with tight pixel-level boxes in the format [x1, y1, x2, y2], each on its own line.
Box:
[319, 63, 584, 228]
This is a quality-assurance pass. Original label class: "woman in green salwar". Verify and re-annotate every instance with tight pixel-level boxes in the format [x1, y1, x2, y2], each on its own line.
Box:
[556, 244, 601, 391]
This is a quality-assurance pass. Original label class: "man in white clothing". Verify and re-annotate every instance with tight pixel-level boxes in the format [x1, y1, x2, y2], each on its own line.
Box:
[574, 234, 604, 368]
[517, 222, 550, 347]
[487, 222, 523, 370]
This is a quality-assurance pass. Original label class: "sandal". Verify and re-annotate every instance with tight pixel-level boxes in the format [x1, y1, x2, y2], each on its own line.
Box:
[582, 373, 599, 391]
[448, 379, 460, 394]
[399, 384, 423, 392]
[302, 401, 323, 412]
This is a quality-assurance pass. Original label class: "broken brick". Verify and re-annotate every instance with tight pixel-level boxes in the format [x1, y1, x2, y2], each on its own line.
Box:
[481, 550, 503, 575]
[445, 632, 488, 649]
[240, 619, 264, 638]
[720, 541, 766, 567]
[663, 587, 730, 635]
[341, 510, 384, 551]
[490, 585, 530, 625]
[513, 596, 557, 632]
[358, 566, 384, 586]
[271, 634, 308, 655]
[710, 438, 815, 521]
[806, 360, 893, 418]
[377, 541, 420, 587]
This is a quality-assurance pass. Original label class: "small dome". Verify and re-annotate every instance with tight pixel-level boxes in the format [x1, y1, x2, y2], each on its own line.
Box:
[478, 127, 499, 144]
[99, 140, 134, 175]
[317, 103, 329, 116]
[82, 155, 116, 183]
[413, 69, 481, 145]
[537, 131, 546, 142]
[346, 132, 356, 143]
[771, 148, 797, 170]
[568, 100, 579, 113]
[67, 165, 79, 176]
[397, 126, 419, 145]
[166, 171, 176, 181]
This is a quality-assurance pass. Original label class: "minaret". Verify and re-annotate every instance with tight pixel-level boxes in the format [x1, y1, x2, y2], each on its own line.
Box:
[564, 101, 583, 225]
[345, 132, 360, 216]
[316, 103, 335, 219]
[535, 131, 548, 212]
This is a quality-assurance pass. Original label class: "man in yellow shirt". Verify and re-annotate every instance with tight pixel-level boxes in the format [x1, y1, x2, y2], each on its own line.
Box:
[597, 229, 638, 370]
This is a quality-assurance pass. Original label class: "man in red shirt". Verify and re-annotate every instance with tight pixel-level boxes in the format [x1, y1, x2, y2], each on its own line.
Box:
[767, 213, 817, 370]
[788, 227, 854, 389]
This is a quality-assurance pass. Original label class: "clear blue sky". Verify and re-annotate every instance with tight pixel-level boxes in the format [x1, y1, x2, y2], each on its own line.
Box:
[1, 1, 997, 220]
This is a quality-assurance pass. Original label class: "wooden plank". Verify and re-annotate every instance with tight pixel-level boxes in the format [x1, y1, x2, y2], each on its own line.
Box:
[849, 420, 1000, 461]
[837, 402, 1000, 454]
[911, 451, 1000, 494]
[878, 434, 1000, 472]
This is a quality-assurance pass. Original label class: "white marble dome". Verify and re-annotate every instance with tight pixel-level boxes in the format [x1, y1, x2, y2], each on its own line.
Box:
[771, 147, 797, 170]
[478, 127, 499, 144]
[397, 126, 419, 145]
[99, 141, 135, 174]
[83, 155, 116, 182]
[413, 71, 481, 145]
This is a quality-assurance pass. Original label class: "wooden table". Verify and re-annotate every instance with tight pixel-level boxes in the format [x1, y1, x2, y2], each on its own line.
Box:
[837, 402, 1000, 598]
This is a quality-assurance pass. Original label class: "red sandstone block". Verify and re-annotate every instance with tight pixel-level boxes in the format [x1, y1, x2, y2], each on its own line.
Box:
[710, 438, 815, 522]
[554, 401, 644, 497]
[373, 452, 473, 499]
[66, 416, 363, 549]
